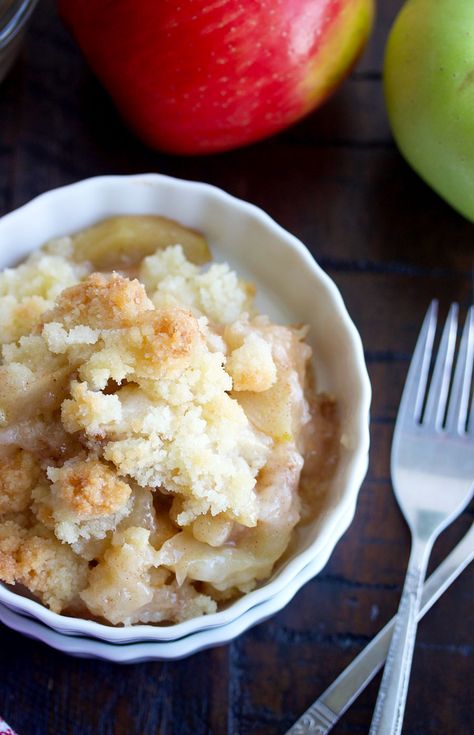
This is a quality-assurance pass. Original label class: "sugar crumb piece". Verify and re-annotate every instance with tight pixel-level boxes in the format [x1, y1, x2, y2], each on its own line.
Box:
[0, 520, 27, 582]
[139, 243, 198, 291]
[43, 457, 133, 545]
[43, 272, 154, 329]
[226, 332, 277, 392]
[0, 520, 88, 612]
[0, 252, 86, 302]
[43, 323, 100, 354]
[195, 263, 252, 324]
[0, 450, 41, 515]
[141, 244, 253, 324]
[47, 456, 132, 518]
[62, 381, 122, 436]
[104, 393, 270, 528]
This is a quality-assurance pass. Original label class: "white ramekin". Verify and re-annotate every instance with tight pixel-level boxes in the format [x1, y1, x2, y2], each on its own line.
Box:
[0, 174, 371, 646]
[0, 516, 353, 662]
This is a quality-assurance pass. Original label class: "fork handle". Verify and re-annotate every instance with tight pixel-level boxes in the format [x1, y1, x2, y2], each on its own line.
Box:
[369, 536, 432, 735]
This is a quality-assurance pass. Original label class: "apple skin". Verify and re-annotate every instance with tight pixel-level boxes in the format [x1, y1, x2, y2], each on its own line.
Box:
[59, 0, 374, 155]
[384, 0, 474, 221]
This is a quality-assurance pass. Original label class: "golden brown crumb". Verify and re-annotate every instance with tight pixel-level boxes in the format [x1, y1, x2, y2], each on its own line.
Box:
[129, 307, 201, 365]
[43, 272, 154, 329]
[0, 520, 88, 611]
[0, 520, 26, 582]
[17, 533, 88, 612]
[47, 457, 132, 519]
[0, 450, 41, 515]
[31, 483, 55, 529]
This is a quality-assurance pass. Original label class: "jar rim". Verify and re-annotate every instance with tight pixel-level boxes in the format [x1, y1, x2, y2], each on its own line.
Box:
[0, 0, 39, 48]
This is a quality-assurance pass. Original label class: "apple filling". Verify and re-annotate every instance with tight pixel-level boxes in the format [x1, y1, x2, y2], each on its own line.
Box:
[0, 216, 339, 625]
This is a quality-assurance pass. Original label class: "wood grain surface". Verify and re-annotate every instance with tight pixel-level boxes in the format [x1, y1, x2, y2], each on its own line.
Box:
[0, 2, 473, 734]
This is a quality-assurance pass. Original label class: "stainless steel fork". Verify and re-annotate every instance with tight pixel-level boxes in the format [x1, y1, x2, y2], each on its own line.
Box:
[369, 302, 474, 735]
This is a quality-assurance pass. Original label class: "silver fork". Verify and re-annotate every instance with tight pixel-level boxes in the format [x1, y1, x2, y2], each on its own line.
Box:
[284, 524, 474, 735]
[369, 301, 474, 735]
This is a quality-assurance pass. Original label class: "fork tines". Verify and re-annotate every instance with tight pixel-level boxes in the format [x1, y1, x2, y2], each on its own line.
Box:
[398, 302, 474, 434]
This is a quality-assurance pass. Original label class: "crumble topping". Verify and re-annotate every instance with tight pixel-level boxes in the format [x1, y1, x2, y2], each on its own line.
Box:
[0, 216, 337, 625]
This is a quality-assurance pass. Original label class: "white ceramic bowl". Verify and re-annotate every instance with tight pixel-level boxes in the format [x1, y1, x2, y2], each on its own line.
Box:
[0, 506, 355, 662]
[0, 174, 371, 647]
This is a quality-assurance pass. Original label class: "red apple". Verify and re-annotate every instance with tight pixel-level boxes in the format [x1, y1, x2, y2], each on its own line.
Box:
[59, 0, 374, 155]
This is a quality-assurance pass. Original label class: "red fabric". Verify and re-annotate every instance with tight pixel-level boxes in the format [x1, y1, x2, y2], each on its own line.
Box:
[0, 717, 17, 735]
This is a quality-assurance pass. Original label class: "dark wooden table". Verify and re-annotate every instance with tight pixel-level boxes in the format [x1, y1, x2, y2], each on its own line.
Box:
[0, 2, 473, 733]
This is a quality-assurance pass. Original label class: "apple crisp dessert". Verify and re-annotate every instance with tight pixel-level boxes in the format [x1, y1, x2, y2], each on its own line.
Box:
[0, 216, 338, 625]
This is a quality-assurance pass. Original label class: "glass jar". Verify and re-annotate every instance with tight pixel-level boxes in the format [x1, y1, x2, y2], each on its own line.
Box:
[0, 0, 39, 83]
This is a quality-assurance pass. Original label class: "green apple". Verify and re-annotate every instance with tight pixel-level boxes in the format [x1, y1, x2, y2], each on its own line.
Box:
[384, 0, 474, 221]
